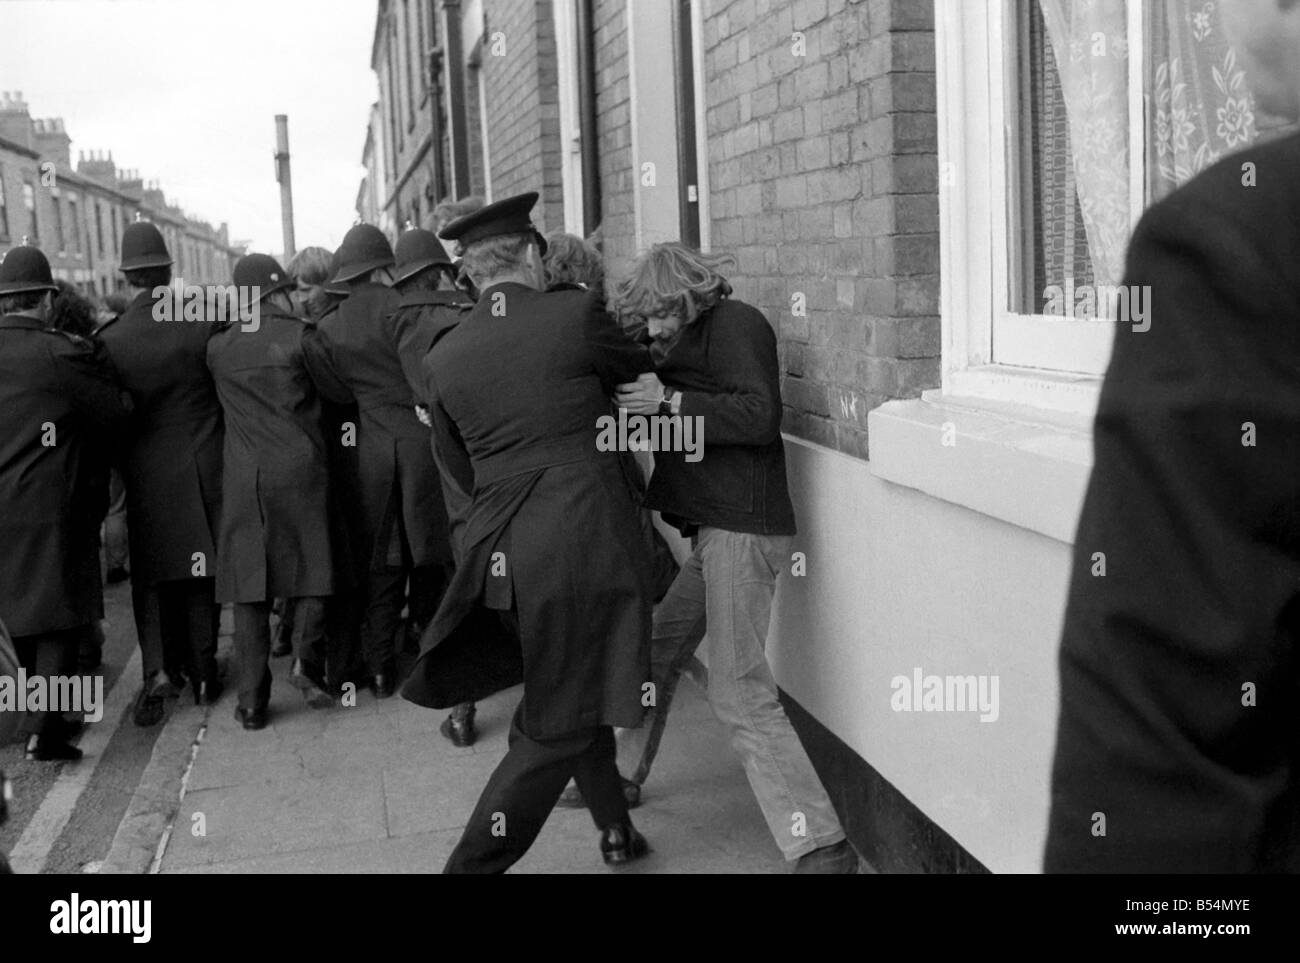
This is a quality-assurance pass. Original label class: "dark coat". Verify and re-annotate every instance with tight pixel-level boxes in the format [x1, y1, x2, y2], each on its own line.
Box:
[205, 306, 343, 603]
[400, 282, 654, 738]
[0, 316, 130, 635]
[301, 282, 452, 571]
[391, 288, 476, 559]
[98, 290, 224, 585]
[1045, 132, 1300, 873]
[646, 298, 797, 536]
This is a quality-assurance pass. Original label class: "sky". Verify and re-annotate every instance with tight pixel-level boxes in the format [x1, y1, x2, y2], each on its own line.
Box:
[1, 0, 380, 252]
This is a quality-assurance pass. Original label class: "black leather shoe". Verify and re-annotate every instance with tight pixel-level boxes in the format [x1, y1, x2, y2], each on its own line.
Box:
[132, 671, 177, 727]
[600, 823, 649, 865]
[439, 709, 476, 747]
[370, 673, 395, 699]
[234, 705, 268, 731]
[25, 735, 83, 762]
[291, 659, 335, 709]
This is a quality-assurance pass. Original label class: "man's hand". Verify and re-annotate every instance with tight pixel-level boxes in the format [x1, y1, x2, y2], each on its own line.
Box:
[414, 404, 432, 427]
[615, 371, 665, 415]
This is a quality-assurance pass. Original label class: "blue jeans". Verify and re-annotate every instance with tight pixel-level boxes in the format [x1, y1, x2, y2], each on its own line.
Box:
[617, 526, 846, 860]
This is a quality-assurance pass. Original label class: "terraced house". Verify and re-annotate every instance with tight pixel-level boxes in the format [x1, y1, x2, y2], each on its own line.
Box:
[360, 0, 1299, 873]
[0, 92, 243, 297]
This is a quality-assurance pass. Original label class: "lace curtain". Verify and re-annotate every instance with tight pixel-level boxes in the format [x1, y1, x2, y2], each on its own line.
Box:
[1036, 0, 1261, 286]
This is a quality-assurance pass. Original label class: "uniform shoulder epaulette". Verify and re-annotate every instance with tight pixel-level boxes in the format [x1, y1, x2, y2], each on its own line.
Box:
[43, 326, 92, 346]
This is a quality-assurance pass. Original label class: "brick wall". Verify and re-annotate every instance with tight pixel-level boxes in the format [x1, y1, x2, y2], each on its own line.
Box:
[702, 0, 941, 459]
[591, 0, 634, 286]
[481, 0, 564, 232]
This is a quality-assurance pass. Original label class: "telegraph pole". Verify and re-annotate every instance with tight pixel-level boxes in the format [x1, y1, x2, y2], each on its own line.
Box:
[273, 114, 296, 259]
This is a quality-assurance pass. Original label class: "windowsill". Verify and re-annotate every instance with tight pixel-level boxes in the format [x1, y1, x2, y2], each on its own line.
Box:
[868, 369, 1096, 544]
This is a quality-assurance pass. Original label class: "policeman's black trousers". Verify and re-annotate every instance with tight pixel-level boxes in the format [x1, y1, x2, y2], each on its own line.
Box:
[361, 563, 447, 675]
[443, 698, 630, 874]
[130, 578, 219, 685]
[12, 625, 89, 739]
[233, 597, 327, 711]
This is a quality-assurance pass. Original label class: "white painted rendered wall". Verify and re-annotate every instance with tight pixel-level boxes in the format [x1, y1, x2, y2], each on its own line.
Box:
[765, 435, 1073, 874]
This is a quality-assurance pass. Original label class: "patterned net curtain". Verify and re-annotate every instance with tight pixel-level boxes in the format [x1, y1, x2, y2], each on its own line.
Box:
[1031, 0, 1264, 292]
[1147, 0, 1259, 203]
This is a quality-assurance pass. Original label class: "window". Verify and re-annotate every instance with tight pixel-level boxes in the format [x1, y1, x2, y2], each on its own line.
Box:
[52, 188, 65, 253]
[417, 0, 429, 96]
[95, 200, 105, 257]
[937, 0, 1279, 411]
[0, 168, 9, 238]
[22, 181, 38, 242]
[625, 0, 711, 251]
[405, 0, 417, 128]
[68, 193, 80, 254]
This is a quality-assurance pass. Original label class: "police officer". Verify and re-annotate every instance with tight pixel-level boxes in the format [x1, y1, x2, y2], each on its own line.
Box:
[302, 225, 454, 706]
[400, 193, 654, 871]
[206, 254, 345, 729]
[390, 228, 477, 745]
[98, 223, 224, 726]
[0, 245, 131, 759]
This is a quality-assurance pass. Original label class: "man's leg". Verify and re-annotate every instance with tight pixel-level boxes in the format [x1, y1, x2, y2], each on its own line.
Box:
[615, 542, 709, 787]
[697, 527, 847, 862]
[129, 581, 177, 726]
[175, 578, 220, 698]
[232, 602, 272, 714]
[361, 568, 404, 689]
[445, 700, 599, 874]
[103, 470, 130, 581]
[289, 596, 333, 708]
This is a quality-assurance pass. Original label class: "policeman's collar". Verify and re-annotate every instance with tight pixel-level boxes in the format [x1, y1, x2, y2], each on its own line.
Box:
[398, 289, 473, 308]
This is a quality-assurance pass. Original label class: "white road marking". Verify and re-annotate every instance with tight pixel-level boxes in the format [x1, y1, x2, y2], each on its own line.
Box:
[9, 648, 143, 874]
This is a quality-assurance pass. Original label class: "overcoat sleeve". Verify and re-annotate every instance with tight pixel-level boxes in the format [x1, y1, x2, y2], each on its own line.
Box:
[51, 334, 133, 427]
[582, 290, 652, 391]
[300, 326, 355, 405]
[1045, 197, 1300, 873]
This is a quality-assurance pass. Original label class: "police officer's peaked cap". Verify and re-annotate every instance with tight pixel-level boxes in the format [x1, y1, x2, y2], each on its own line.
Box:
[0, 244, 58, 296]
[233, 253, 296, 302]
[393, 228, 452, 285]
[330, 223, 395, 284]
[438, 191, 548, 256]
[119, 222, 173, 271]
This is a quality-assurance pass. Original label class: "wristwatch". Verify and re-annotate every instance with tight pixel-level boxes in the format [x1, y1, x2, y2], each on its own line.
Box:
[658, 388, 678, 416]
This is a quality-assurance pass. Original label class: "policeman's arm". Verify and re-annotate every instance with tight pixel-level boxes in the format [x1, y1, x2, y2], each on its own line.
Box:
[677, 305, 782, 446]
[300, 327, 355, 405]
[584, 290, 653, 391]
[1046, 199, 1300, 872]
[51, 336, 133, 427]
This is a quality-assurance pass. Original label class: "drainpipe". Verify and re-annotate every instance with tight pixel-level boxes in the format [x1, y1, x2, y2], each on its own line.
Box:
[575, 0, 601, 237]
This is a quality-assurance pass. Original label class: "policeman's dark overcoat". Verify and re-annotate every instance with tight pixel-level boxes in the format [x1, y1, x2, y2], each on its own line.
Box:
[391, 287, 475, 559]
[400, 282, 654, 738]
[98, 290, 224, 585]
[0, 317, 130, 635]
[301, 282, 451, 571]
[205, 305, 343, 603]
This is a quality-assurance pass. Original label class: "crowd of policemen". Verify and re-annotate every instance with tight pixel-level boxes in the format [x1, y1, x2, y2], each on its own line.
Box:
[0, 206, 499, 750]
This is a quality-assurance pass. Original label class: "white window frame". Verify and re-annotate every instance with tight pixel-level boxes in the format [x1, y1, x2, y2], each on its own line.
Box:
[937, 0, 1154, 414]
[553, 0, 585, 234]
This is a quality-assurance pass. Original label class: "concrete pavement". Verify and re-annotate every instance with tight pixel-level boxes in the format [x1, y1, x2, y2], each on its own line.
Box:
[117, 638, 786, 874]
